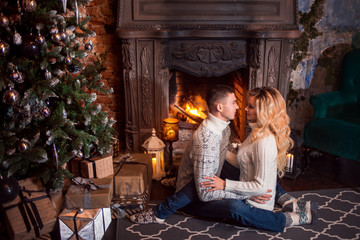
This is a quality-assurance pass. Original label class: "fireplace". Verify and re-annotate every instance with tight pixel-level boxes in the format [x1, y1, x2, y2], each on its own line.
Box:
[116, 0, 300, 152]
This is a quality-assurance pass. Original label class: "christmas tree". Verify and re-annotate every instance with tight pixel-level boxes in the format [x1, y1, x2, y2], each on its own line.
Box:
[0, 0, 117, 190]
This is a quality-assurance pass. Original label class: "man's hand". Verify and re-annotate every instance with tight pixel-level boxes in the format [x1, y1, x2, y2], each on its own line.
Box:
[249, 189, 272, 204]
[201, 175, 225, 191]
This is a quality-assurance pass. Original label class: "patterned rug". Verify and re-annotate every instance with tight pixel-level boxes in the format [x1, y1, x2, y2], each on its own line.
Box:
[106, 188, 360, 240]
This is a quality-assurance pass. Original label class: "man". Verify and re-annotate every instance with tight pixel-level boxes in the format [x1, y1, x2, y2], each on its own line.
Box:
[130, 85, 310, 232]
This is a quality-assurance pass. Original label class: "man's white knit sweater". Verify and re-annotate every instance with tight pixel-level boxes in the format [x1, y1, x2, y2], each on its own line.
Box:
[175, 113, 247, 202]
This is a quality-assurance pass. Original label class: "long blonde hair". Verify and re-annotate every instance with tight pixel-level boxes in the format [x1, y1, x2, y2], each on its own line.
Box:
[247, 87, 293, 177]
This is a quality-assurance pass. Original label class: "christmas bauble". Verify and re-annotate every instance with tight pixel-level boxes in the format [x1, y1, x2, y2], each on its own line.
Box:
[60, 32, 68, 41]
[13, 32, 22, 45]
[0, 40, 10, 56]
[9, 70, 20, 81]
[2, 87, 19, 105]
[0, 177, 19, 204]
[40, 106, 51, 117]
[85, 41, 93, 51]
[44, 69, 52, 80]
[21, 35, 40, 58]
[22, 0, 37, 12]
[49, 27, 59, 35]
[0, 14, 9, 27]
[65, 56, 72, 65]
[18, 139, 30, 152]
[51, 33, 61, 43]
[35, 35, 45, 45]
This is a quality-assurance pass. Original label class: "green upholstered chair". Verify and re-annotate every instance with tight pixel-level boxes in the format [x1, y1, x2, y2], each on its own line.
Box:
[304, 48, 360, 162]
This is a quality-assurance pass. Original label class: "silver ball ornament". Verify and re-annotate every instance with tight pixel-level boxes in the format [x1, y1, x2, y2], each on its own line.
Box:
[85, 41, 93, 51]
[60, 32, 68, 41]
[35, 35, 45, 45]
[18, 139, 30, 152]
[22, 0, 37, 12]
[2, 87, 19, 105]
[0, 14, 9, 27]
[40, 106, 51, 117]
[13, 32, 22, 45]
[65, 56, 72, 65]
[51, 33, 61, 43]
[49, 27, 59, 35]
[0, 40, 10, 56]
[44, 70, 52, 80]
[9, 70, 20, 81]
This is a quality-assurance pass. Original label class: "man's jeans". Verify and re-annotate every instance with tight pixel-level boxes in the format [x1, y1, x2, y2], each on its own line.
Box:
[153, 161, 287, 232]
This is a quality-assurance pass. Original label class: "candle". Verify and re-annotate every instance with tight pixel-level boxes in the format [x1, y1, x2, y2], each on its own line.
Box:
[152, 157, 157, 175]
[286, 154, 291, 172]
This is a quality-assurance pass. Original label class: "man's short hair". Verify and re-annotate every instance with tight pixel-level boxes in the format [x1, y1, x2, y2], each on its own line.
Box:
[206, 84, 234, 113]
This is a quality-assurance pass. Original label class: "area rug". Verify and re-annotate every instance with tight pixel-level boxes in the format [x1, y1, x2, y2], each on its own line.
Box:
[109, 188, 360, 240]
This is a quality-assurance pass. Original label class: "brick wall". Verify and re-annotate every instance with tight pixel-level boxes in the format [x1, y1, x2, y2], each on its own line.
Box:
[85, 0, 126, 150]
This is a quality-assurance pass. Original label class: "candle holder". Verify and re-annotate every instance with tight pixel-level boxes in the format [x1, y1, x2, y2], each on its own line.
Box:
[142, 128, 166, 181]
[163, 118, 179, 177]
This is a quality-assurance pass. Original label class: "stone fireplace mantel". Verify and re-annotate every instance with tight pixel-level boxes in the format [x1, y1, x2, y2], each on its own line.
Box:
[116, 0, 300, 152]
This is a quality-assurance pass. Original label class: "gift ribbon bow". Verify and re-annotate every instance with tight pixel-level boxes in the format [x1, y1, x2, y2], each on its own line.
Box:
[72, 177, 102, 193]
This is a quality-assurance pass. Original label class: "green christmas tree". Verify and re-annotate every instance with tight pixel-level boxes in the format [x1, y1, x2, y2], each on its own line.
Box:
[0, 0, 117, 190]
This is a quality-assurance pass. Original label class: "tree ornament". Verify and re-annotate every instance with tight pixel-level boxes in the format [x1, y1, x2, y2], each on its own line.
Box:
[13, 30, 22, 45]
[40, 106, 51, 117]
[60, 31, 68, 41]
[44, 69, 52, 80]
[14, 72, 24, 83]
[9, 70, 20, 81]
[51, 33, 61, 43]
[18, 139, 30, 152]
[35, 34, 45, 45]
[21, 34, 40, 58]
[22, 0, 37, 12]
[0, 176, 19, 204]
[85, 40, 93, 51]
[49, 26, 59, 35]
[65, 56, 72, 65]
[0, 40, 10, 56]
[0, 13, 9, 27]
[76, 151, 83, 158]
[2, 87, 19, 105]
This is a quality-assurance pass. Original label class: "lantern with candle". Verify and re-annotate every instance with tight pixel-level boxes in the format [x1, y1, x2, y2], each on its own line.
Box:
[162, 118, 179, 176]
[142, 128, 166, 180]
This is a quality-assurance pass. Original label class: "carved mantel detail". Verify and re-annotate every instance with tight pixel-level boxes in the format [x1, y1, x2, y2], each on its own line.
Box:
[170, 40, 246, 77]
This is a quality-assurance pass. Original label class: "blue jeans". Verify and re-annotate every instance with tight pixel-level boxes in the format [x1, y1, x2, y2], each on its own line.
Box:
[153, 161, 287, 232]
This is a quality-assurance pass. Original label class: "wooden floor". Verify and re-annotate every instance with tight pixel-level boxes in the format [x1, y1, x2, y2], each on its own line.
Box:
[151, 152, 360, 201]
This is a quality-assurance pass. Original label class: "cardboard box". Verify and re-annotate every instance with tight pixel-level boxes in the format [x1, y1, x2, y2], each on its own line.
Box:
[59, 208, 111, 240]
[69, 155, 114, 179]
[1, 178, 58, 240]
[65, 177, 112, 209]
[112, 153, 152, 198]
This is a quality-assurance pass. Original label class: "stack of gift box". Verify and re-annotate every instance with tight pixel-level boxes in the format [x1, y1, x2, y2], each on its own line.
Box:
[0, 152, 153, 239]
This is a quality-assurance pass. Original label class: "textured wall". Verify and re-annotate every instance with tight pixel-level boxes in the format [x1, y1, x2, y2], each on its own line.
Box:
[288, 0, 360, 135]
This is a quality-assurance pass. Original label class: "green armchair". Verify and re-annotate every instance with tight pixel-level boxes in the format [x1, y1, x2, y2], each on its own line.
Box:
[304, 48, 360, 161]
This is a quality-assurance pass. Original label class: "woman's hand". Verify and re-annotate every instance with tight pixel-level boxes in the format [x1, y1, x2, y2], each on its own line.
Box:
[201, 175, 225, 192]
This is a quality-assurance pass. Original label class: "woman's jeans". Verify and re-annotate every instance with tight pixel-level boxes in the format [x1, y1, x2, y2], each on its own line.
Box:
[153, 161, 287, 232]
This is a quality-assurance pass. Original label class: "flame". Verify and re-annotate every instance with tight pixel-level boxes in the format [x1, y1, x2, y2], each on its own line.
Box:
[185, 102, 207, 121]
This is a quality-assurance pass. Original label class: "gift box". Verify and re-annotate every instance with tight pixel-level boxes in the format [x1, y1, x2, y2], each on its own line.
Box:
[65, 177, 112, 209]
[1, 178, 58, 240]
[69, 155, 114, 179]
[59, 208, 111, 240]
[111, 184, 151, 211]
[112, 153, 152, 198]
